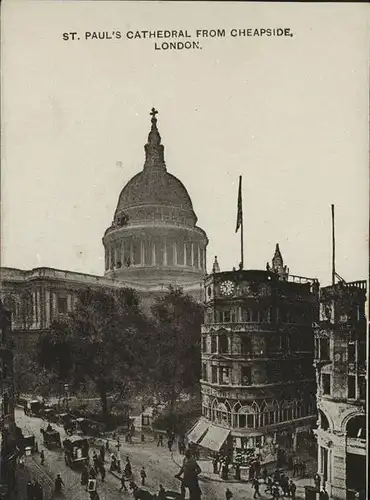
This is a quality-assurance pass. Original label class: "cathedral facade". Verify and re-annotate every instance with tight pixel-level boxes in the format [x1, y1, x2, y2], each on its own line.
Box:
[0, 109, 208, 341]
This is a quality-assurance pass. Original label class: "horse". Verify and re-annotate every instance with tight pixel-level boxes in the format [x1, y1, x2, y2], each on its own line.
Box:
[129, 481, 157, 499]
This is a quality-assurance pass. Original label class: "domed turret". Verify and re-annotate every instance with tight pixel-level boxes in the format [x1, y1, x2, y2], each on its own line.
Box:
[102, 109, 208, 291]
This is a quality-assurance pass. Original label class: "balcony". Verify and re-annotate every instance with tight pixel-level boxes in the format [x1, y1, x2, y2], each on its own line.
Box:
[202, 322, 276, 333]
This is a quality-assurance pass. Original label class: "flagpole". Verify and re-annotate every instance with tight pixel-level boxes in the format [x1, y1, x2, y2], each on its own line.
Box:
[240, 184, 244, 270]
[331, 204, 335, 286]
[236, 175, 244, 269]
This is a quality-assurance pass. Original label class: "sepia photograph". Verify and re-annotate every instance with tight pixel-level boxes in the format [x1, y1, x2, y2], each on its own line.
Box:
[0, 2, 368, 500]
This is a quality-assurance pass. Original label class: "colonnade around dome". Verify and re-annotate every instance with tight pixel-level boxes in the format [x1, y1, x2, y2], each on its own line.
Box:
[105, 235, 206, 272]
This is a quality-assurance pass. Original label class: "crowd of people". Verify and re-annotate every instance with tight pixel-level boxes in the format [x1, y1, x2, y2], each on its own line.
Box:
[21, 422, 332, 500]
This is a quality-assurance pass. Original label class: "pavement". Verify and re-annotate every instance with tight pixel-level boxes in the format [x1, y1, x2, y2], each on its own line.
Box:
[14, 408, 318, 500]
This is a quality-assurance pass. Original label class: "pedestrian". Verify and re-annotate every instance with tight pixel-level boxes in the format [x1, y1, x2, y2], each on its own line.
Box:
[314, 473, 321, 490]
[157, 433, 163, 447]
[221, 460, 229, 480]
[289, 480, 297, 500]
[105, 439, 109, 451]
[234, 462, 241, 481]
[301, 461, 306, 477]
[26, 481, 34, 500]
[178, 438, 185, 455]
[118, 473, 128, 492]
[54, 474, 64, 494]
[225, 487, 233, 500]
[100, 444, 105, 463]
[40, 449, 45, 466]
[34, 481, 43, 500]
[249, 463, 255, 481]
[100, 464, 106, 482]
[253, 478, 261, 498]
[124, 456, 132, 477]
[262, 467, 267, 483]
[140, 466, 147, 486]
[255, 460, 261, 479]
[141, 432, 145, 442]
[292, 461, 298, 477]
[167, 437, 173, 452]
[280, 474, 289, 496]
[272, 483, 280, 499]
[110, 454, 117, 472]
[212, 455, 219, 474]
[158, 484, 166, 500]
[81, 465, 89, 490]
[265, 476, 273, 494]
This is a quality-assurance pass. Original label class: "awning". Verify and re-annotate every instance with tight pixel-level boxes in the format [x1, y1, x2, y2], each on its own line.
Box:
[198, 424, 230, 452]
[187, 418, 209, 444]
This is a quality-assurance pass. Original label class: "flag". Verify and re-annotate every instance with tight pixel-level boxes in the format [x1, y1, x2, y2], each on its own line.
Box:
[236, 175, 243, 233]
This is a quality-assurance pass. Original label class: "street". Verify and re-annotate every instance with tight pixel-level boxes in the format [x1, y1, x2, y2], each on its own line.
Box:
[15, 408, 290, 500]
[16, 409, 311, 500]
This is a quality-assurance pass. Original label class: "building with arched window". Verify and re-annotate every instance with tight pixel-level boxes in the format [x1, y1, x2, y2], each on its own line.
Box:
[189, 248, 319, 464]
[314, 280, 367, 499]
[0, 300, 17, 495]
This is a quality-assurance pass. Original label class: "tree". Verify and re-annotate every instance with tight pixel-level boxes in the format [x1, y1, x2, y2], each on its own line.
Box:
[36, 287, 153, 421]
[150, 286, 204, 414]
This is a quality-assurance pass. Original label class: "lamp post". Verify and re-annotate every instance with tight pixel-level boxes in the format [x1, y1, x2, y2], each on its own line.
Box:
[64, 384, 69, 412]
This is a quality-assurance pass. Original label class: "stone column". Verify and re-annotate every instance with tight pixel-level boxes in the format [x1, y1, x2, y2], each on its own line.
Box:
[67, 294, 72, 312]
[198, 244, 201, 268]
[191, 243, 194, 268]
[45, 290, 51, 327]
[164, 239, 167, 265]
[184, 243, 187, 265]
[52, 292, 57, 318]
[152, 241, 156, 265]
[173, 241, 177, 266]
[32, 291, 37, 329]
[121, 241, 125, 266]
[114, 242, 118, 267]
[130, 239, 134, 264]
[37, 289, 42, 328]
[292, 429, 298, 452]
[110, 247, 115, 270]
[141, 240, 145, 266]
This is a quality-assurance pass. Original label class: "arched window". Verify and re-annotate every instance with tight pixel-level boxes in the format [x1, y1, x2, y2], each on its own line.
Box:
[215, 402, 230, 426]
[239, 405, 256, 429]
[346, 415, 366, 439]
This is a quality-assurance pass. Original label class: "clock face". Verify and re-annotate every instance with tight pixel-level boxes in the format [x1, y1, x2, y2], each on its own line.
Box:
[220, 280, 236, 297]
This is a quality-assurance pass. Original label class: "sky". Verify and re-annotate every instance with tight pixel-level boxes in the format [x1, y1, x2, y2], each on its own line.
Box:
[1, 1, 369, 287]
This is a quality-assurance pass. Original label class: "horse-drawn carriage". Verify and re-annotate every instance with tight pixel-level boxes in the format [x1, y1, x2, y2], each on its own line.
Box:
[74, 417, 104, 437]
[63, 435, 89, 468]
[23, 399, 44, 417]
[41, 425, 61, 449]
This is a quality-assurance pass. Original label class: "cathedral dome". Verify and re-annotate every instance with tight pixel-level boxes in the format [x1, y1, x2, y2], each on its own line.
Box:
[112, 108, 197, 227]
[103, 108, 208, 289]
[115, 170, 196, 221]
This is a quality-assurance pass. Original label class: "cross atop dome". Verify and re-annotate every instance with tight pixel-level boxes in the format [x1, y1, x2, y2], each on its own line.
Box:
[150, 107, 158, 124]
[144, 106, 165, 170]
